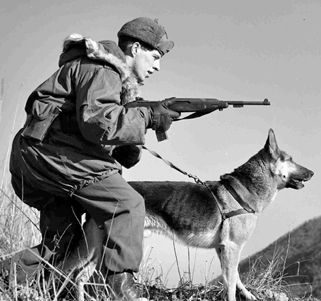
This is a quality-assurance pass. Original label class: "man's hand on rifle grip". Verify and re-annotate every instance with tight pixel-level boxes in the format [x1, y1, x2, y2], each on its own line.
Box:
[148, 100, 181, 140]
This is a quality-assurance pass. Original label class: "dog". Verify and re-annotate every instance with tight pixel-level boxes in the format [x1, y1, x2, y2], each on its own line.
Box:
[61, 129, 314, 301]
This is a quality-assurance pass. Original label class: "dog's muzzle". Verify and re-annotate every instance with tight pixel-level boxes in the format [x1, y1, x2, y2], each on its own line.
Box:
[286, 167, 314, 189]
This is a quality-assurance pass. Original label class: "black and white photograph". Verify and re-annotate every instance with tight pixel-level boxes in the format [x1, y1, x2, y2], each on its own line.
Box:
[0, 1, 320, 300]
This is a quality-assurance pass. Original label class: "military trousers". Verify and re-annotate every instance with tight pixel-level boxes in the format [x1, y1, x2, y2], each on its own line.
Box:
[10, 171, 145, 282]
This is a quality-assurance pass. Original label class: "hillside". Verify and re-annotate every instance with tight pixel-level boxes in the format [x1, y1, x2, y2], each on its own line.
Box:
[239, 216, 321, 298]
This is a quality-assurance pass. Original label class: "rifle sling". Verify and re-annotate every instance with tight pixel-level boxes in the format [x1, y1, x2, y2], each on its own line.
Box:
[174, 108, 217, 121]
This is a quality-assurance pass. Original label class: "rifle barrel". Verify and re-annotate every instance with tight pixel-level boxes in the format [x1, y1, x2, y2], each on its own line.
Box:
[170, 98, 270, 111]
[227, 98, 270, 107]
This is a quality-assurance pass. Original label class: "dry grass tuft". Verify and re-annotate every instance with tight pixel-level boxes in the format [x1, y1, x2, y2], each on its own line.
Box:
[0, 187, 40, 255]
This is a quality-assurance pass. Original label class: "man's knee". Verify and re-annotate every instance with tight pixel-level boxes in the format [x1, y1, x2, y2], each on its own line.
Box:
[73, 173, 146, 224]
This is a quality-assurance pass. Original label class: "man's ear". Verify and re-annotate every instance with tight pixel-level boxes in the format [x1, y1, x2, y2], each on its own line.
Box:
[130, 41, 141, 57]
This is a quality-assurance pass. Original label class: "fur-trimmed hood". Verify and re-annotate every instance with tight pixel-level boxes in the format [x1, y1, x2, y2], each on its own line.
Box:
[59, 34, 140, 103]
[59, 34, 130, 82]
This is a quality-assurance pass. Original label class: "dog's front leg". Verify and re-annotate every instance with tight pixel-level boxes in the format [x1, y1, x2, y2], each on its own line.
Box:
[216, 242, 240, 301]
[217, 214, 258, 301]
[216, 243, 257, 301]
[236, 272, 256, 300]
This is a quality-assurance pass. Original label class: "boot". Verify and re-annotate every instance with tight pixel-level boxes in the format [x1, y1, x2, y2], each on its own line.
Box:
[106, 271, 148, 301]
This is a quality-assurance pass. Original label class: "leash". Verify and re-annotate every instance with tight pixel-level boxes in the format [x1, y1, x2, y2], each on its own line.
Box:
[142, 146, 254, 220]
[142, 146, 203, 185]
[142, 146, 225, 220]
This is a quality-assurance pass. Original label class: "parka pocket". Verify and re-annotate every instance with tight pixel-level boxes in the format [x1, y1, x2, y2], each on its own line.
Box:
[22, 100, 62, 142]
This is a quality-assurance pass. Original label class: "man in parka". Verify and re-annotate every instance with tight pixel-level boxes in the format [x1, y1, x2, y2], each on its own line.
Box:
[7, 17, 178, 300]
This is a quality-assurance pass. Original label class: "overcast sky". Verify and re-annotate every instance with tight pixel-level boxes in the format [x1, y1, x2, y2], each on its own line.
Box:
[0, 0, 320, 286]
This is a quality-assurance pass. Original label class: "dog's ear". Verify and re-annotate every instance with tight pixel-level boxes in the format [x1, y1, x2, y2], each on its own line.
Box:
[264, 129, 280, 159]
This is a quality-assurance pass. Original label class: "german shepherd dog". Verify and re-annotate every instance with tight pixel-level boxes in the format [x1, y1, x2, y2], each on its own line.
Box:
[62, 129, 314, 301]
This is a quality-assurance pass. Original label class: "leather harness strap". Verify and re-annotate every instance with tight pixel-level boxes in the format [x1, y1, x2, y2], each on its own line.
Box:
[223, 208, 253, 219]
[220, 176, 256, 216]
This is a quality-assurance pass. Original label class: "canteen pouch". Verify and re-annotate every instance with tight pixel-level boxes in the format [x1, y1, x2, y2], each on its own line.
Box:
[22, 100, 62, 142]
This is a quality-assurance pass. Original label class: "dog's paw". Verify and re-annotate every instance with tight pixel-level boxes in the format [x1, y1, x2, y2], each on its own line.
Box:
[241, 289, 257, 300]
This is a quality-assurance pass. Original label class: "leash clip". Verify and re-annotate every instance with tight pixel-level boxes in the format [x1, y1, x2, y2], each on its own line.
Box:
[186, 173, 203, 185]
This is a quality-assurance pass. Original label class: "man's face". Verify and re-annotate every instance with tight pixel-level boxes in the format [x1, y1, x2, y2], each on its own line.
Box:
[131, 44, 161, 85]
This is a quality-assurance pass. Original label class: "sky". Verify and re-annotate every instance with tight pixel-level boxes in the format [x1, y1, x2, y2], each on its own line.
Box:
[0, 0, 320, 287]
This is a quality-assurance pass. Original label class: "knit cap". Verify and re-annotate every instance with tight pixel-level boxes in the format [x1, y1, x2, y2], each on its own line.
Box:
[117, 17, 174, 56]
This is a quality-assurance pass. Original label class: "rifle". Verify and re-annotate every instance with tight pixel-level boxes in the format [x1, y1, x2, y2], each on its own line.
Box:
[126, 97, 270, 141]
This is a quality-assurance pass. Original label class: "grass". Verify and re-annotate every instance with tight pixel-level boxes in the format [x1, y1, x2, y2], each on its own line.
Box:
[0, 184, 320, 301]
[0, 186, 40, 255]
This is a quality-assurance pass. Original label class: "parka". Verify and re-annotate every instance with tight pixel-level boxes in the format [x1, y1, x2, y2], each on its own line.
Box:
[10, 34, 153, 200]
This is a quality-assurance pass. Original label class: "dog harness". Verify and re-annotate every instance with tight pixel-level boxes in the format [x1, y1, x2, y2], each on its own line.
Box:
[220, 175, 256, 216]
[142, 146, 256, 220]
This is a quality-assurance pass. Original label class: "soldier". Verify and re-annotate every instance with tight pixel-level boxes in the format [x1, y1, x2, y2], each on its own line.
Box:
[8, 17, 178, 300]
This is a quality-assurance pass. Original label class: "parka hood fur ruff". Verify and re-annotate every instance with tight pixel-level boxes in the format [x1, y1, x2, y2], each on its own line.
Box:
[61, 33, 140, 104]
